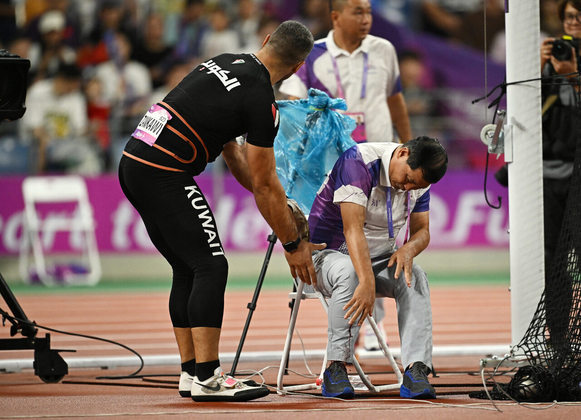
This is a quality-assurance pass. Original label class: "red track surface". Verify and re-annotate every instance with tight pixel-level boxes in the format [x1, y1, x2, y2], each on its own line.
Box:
[1, 285, 580, 418]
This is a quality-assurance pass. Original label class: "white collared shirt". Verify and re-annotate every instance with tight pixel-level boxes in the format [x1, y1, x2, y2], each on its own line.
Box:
[279, 31, 402, 143]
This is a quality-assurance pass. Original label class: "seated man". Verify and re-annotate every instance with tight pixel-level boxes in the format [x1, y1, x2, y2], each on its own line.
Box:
[306, 136, 448, 399]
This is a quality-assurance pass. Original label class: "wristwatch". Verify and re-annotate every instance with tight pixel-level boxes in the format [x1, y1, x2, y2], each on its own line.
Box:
[282, 236, 301, 253]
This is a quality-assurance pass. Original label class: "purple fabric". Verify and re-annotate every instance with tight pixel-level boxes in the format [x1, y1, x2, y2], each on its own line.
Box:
[392, 75, 403, 96]
[0, 170, 508, 255]
[308, 147, 377, 250]
[413, 190, 430, 212]
[295, 42, 333, 96]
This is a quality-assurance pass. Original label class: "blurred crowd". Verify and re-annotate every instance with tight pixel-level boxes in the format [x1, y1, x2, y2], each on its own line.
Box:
[0, 0, 563, 175]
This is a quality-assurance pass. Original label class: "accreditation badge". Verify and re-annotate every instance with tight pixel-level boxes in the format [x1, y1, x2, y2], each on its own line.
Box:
[345, 112, 367, 143]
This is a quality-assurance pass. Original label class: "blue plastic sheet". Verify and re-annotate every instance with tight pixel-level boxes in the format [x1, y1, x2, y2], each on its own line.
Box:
[274, 88, 356, 214]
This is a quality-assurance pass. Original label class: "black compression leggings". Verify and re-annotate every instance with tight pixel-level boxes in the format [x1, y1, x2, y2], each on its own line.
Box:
[119, 155, 228, 328]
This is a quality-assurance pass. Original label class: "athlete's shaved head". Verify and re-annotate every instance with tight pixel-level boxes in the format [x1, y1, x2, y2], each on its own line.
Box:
[265, 20, 314, 66]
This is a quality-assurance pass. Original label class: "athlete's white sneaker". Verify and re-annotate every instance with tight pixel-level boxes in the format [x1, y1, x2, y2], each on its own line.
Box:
[190, 368, 269, 402]
[179, 371, 195, 397]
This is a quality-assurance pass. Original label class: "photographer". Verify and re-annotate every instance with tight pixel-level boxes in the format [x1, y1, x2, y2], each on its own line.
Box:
[539, 0, 580, 349]
[541, 7, 580, 76]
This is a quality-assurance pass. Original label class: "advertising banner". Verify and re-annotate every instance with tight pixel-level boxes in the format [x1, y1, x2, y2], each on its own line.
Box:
[0, 171, 508, 255]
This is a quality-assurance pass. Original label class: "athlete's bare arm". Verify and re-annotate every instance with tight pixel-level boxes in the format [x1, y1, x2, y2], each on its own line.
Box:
[246, 143, 325, 285]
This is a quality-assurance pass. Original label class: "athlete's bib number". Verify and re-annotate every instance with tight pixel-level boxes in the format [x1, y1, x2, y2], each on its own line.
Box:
[132, 104, 172, 146]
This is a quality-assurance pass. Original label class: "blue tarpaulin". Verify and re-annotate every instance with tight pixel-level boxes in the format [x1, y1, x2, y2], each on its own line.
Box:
[274, 88, 357, 214]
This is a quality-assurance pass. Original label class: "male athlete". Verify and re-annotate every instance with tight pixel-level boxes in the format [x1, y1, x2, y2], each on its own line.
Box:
[118, 21, 323, 402]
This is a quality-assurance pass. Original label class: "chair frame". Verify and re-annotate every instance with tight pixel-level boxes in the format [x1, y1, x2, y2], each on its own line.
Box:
[276, 279, 403, 395]
[19, 176, 101, 286]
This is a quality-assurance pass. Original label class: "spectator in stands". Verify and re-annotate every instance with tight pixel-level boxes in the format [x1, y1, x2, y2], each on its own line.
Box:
[242, 15, 281, 52]
[399, 50, 441, 139]
[92, 32, 152, 133]
[28, 10, 77, 83]
[485, 0, 563, 65]
[7, 34, 32, 74]
[132, 12, 174, 89]
[84, 72, 112, 171]
[542, 0, 565, 37]
[148, 60, 191, 106]
[199, 5, 240, 59]
[20, 63, 100, 174]
[371, 0, 420, 29]
[0, 0, 17, 47]
[233, 0, 263, 50]
[24, 0, 80, 47]
[172, 0, 208, 65]
[77, 0, 132, 68]
[456, 0, 505, 54]
[419, 0, 482, 41]
[294, 0, 332, 40]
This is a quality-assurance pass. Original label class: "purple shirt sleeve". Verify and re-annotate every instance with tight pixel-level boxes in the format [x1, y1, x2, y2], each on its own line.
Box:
[412, 189, 430, 212]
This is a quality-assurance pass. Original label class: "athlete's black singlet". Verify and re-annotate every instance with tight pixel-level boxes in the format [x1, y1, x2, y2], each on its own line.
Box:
[124, 53, 280, 174]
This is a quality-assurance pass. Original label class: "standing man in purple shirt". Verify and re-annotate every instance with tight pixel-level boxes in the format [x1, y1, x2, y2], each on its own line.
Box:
[279, 0, 412, 144]
[306, 136, 447, 399]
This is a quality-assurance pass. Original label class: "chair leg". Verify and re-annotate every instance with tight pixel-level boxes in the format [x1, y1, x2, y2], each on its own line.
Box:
[277, 281, 308, 393]
[358, 316, 403, 391]
[277, 285, 403, 395]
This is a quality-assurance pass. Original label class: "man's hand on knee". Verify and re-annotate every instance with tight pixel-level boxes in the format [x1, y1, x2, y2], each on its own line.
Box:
[343, 283, 375, 326]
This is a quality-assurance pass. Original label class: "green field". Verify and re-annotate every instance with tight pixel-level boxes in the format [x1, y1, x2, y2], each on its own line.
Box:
[4, 271, 509, 295]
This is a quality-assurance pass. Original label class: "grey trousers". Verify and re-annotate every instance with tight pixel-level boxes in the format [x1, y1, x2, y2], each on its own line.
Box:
[309, 250, 433, 369]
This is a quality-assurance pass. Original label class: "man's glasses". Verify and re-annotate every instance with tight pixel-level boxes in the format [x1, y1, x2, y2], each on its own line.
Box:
[564, 11, 581, 24]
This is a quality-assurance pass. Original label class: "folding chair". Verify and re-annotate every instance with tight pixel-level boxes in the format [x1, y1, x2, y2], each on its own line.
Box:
[19, 176, 101, 286]
[276, 277, 403, 395]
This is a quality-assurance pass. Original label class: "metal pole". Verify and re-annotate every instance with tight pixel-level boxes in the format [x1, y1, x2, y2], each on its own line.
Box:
[229, 232, 278, 376]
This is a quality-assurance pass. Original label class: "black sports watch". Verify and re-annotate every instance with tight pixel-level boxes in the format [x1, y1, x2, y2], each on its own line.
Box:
[282, 236, 301, 253]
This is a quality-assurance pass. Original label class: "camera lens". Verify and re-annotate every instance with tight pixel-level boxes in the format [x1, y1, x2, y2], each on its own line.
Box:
[552, 39, 573, 61]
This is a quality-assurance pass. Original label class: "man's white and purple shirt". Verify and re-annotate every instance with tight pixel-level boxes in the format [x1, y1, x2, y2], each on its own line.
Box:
[308, 142, 430, 258]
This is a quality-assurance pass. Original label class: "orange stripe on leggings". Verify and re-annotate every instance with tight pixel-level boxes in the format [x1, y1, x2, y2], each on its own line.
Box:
[162, 124, 198, 163]
[160, 101, 210, 162]
[123, 151, 185, 172]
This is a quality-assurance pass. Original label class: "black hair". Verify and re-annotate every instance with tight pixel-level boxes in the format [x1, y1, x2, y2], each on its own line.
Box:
[267, 20, 314, 66]
[559, 0, 581, 21]
[398, 49, 422, 62]
[56, 63, 82, 80]
[405, 136, 448, 184]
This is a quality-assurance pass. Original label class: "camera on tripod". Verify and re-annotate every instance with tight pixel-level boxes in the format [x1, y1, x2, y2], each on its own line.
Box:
[551, 35, 580, 62]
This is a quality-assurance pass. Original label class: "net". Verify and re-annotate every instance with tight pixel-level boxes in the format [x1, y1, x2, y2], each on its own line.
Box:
[476, 73, 581, 402]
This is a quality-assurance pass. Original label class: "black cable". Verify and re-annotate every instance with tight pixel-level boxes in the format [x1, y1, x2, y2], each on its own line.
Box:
[479, 83, 503, 210]
[62, 379, 175, 389]
[472, 71, 580, 210]
[484, 151, 502, 209]
[471, 73, 579, 107]
[0, 309, 145, 379]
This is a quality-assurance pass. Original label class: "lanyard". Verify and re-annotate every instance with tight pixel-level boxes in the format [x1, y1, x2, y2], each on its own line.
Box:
[330, 51, 368, 100]
[386, 188, 410, 242]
